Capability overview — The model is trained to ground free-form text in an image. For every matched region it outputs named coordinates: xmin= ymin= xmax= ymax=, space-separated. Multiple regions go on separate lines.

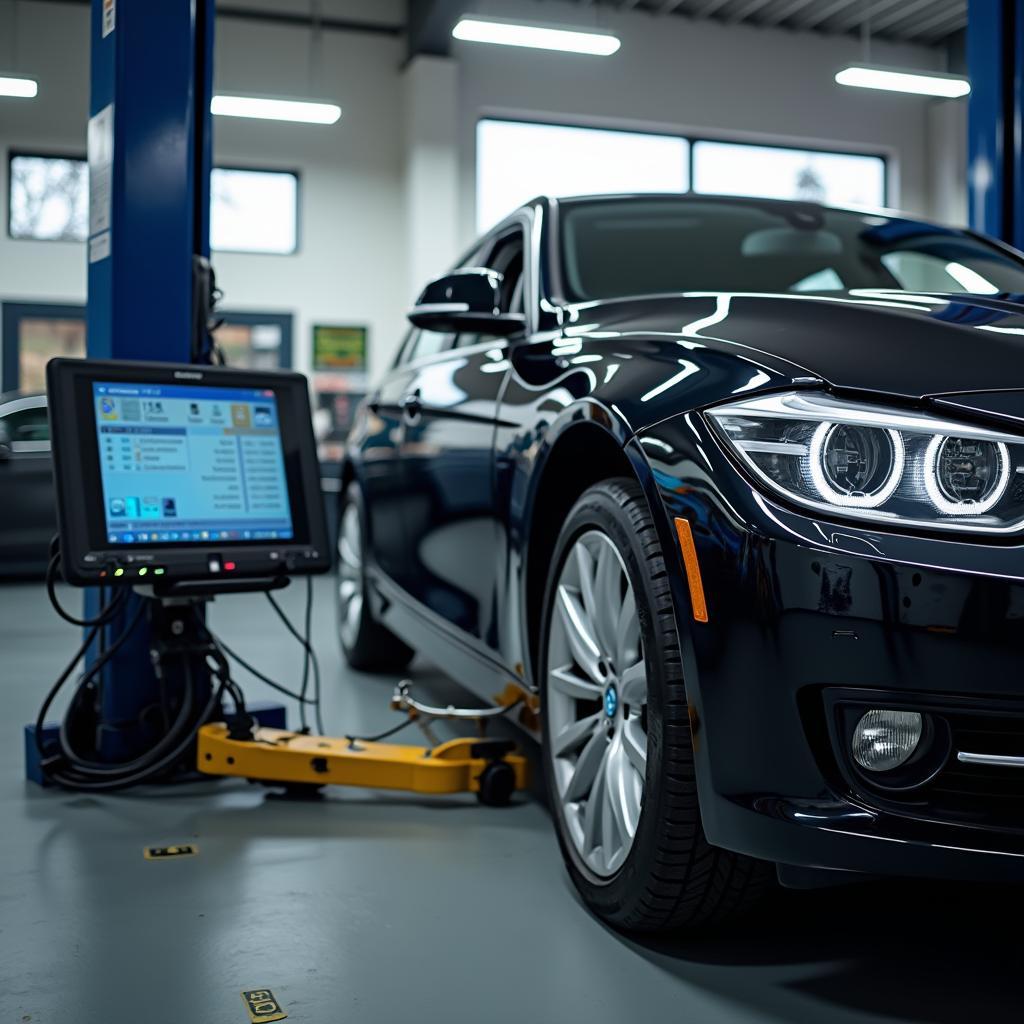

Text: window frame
xmin=1 ymin=301 xmax=85 ymax=392
xmin=5 ymin=151 xmax=303 ymax=255
xmin=689 ymin=136 xmax=889 ymax=208
xmin=210 ymin=164 xmax=302 ymax=256
xmin=214 ymin=310 xmax=295 ymax=368
xmin=7 ymin=149 xmax=91 ymax=243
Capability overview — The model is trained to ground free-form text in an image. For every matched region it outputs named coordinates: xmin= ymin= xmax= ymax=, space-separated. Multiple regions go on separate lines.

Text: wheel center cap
xmin=604 ymin=684 xmax=619 ymax=719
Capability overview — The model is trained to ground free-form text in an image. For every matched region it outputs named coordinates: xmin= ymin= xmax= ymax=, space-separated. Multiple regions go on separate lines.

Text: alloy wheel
xmin=546 ymin=529 xmax=648 ymax=877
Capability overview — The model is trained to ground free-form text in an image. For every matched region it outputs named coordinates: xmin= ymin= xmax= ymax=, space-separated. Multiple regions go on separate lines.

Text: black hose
xmin=46 ymin=660 xmax=229 ymax=792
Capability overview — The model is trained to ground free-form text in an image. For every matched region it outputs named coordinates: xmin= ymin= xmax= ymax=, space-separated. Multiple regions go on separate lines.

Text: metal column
xmin=85 ymin=0 xmax=214 ymax=760
xmin=968 ymin=0 xmax=1024 ymax=246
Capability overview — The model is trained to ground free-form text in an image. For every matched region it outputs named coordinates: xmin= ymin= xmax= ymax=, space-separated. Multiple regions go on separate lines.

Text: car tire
xmin=540 ymin=477 xmax=770 ymax=931
xmin=336 ymin=482 xmax=414 ymax=673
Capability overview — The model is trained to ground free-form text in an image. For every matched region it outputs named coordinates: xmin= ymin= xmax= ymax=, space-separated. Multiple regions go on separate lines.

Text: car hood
xmin=565 ymin=290 xmax=1024 ymax=404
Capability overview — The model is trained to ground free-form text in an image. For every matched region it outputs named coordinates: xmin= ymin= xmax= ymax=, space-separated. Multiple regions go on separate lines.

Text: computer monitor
xmin=47 ymin=358 xmax=330 ymax=586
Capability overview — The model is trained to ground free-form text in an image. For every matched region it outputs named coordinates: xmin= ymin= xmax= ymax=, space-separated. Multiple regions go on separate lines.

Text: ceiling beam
xmin=406 ymin=0 xmax=463 ymax=59
xmin=698 ymin=0 xmax=734 ymax=18
xmin=759 ymin=0 xmax=818 ymax=28
xmin=870 ymin=0 xmax=942 ymax=33
xmin=29 ymin=0 xmax=406 ymax=38
xmin=217 ymin=6 xmax=402 ymax=38
xmin=728 ymin=0 xmax=774 ymax=24
xmin=828 ymin=0 xmax=911 ymax=33
xmin=899 ymin=3 xmax=968 ymax=41
xmin=795 ymin=0 xmax=860 ymax=31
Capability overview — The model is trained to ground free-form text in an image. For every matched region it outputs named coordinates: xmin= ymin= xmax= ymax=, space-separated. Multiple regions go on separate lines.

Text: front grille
xmin=923 ymin=711 xmax=1024 ymax=830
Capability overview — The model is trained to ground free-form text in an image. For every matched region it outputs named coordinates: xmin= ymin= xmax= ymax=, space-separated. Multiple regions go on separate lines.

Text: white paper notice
xmin=88 ymin=104 xmax=114 ymax=259
xmin=89 ymin=231 xmax=111 ymax=264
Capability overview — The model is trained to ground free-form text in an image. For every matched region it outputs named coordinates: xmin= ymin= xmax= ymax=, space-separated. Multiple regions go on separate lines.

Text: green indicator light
xmin=138 ymin=567 xmax=148 ymax=576
xmin=154 ymin=567 xmax=165 ymax=576
xmin=113 ymin=567 xmax=125 ymax=577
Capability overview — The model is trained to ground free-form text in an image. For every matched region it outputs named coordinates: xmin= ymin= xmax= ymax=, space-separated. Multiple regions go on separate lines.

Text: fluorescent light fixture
xmin=836 ymin=65 xmax=970 ymax=99
xmin=0 ymin=75 xmax=38 ymax=99
xmin=452 ymin=18 xmax=620 ymax=56
xmin=211 ymin=94 xmax=341 ymax=125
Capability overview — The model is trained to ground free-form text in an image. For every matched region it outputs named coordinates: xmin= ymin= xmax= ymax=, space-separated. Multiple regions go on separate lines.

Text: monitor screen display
xmin=92 ymin=380 xmax=295 ymax=545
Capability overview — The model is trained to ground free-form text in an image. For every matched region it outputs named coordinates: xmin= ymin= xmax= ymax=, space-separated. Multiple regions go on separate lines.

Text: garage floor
xmin=1 ymin=577 xmax=1019 ymax=1023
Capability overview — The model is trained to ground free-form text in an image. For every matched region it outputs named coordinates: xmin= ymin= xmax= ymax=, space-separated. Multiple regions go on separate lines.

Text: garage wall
xmin=0 ymin=4 xmax=91 ymax=309
xmin=454 ymin=0 xmax=958 ymax=243
xmin=0 ymin=3 xmax=412 ymax=379
xmin=0 ymin=1 xmax=968 ymax=382
xmin=211 ymin=15 xmax=409 ymax=376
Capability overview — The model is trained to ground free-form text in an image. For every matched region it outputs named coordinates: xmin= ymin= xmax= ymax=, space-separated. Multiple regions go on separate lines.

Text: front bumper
xmin=635 ymin=413 xmax=1024 ymax=881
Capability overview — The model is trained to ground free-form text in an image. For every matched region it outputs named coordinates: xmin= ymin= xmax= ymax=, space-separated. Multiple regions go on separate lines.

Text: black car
xmin=0 ymin=392 xmax=55 ymax=574
xmin=338 ymin=193 xmax=1024 ymax=931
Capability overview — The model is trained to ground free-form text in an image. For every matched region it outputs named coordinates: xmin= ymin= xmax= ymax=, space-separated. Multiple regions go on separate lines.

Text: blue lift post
xmin=82 ymin=0 xmax=215 ymax=762
xmin=967 ymin=0 xmax=1024 ymax=246
xmin=25 ymin=0 xmax=282 ymax=782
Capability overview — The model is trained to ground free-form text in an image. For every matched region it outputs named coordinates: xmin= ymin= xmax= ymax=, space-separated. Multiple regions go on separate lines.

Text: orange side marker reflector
xmin=674 ymin=517 xmax=709 ymax=623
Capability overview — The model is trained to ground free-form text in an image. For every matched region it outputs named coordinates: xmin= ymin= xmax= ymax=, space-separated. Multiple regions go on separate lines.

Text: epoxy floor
xmin=1 ymin=577 xmax=1021 ymax=1023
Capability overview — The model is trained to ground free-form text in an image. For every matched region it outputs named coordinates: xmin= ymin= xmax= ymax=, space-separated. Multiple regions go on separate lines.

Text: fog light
xmin=851 ymin=709 xmax=923 ymax=772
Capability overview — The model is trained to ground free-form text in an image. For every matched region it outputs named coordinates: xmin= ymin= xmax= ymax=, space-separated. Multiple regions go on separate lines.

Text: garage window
xmin=692 ymin=140 xmax=886 ymax=209
xmin=8 ymin=154 xmax=299 ymax=254
xmin=8 ymin=154 xmax=88 ymax=241
xmin=211 ymin=167 xmax=299 ymax=254
xmin=476 ymin=121 xmax=889 ymax=233
xmin=476 ymin=119 xmax=690 ymax=233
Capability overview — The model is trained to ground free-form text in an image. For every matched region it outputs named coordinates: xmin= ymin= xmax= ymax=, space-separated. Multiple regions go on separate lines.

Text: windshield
xmin=559 ymin=198 xmax=1024 ymax=303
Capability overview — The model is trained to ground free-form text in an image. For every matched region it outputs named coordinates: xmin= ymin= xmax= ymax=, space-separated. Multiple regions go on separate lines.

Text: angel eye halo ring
xmin=924 ymin=435 xmax=1010 ymax=516
xmin=706 ymin=390 xmax=1024 ymax=534
xmin=808 ymin=422 xmax=905 ymax=509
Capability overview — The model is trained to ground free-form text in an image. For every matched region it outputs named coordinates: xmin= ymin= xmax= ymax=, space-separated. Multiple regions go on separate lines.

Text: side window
xmin=453 ymin=228 xmax=525 ymax=349
xmin=3 ymin=405 xmax=49 ymax=444
xmin=490 ymin=231 xmax=525 ymax=315
xmin=406 ymin=329 xmax=456 ymax=363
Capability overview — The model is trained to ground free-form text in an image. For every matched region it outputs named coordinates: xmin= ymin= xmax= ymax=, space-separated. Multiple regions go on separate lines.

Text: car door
xmin=398 ymin=226 xmax=527 ymax=650
xmin=357 ymin=330 xmax=449 ymax=583
xmin=0 ymin=396 xmax=57 ymax=571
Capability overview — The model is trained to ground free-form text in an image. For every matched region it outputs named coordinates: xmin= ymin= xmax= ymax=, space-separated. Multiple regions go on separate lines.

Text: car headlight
xmin=707 ymin=391 xmax=1023 ymax=534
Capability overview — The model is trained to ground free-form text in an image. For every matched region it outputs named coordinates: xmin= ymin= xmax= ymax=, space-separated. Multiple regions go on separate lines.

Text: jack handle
xmin=390 ymin=681 xmax=522 ymax=737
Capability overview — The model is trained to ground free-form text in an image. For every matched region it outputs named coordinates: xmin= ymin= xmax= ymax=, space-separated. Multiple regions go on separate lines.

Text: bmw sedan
xmin=337 ymin=193 xmax=1024 ymax=931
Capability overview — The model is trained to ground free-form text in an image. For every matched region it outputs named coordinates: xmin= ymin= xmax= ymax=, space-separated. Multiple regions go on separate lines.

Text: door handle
xmin=400 ymin=389 xmax=422 ymax=423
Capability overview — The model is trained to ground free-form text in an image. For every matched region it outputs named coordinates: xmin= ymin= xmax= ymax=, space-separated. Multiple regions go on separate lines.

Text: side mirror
xmin=407 ymin=268 xmax=526 ymax=336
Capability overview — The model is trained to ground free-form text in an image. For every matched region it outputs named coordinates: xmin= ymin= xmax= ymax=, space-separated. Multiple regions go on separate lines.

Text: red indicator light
xmin=224 ymin=561 xmax=236 ymax=571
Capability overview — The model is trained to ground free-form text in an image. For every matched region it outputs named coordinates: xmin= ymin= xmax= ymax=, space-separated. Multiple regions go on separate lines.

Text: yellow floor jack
xmin=196 ymin=681 xmax=532 ymax=806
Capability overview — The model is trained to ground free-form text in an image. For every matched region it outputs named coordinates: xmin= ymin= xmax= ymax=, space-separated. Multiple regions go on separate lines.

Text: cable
xmin=47 ymin=661 xmax=229 ymax=792
xmin=46 ymin=550 xmax=127 ymax=627
xmin=38 ymin=593 xmax=213 ymax=789
xmin=57 ymin=646 xmax=196 ymax=774
xmin=210 ymin=633 xmax=316 ymax=705
xmin=343 ymin=717 xmax=420 ymax=745
xmin=34 ymin=621 xmax=102 ymax=756
xmin=265 ymin=579 xmax=322 ymax=733
xmin=48 ymin=632 xmax=241 ymax=789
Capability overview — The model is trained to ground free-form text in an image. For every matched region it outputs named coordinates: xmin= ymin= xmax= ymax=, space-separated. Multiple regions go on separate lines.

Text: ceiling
xmin=25 ymin=0 xmax=969 ymax=48
xmin=575 ymin=0 xmax=967 ymax=46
